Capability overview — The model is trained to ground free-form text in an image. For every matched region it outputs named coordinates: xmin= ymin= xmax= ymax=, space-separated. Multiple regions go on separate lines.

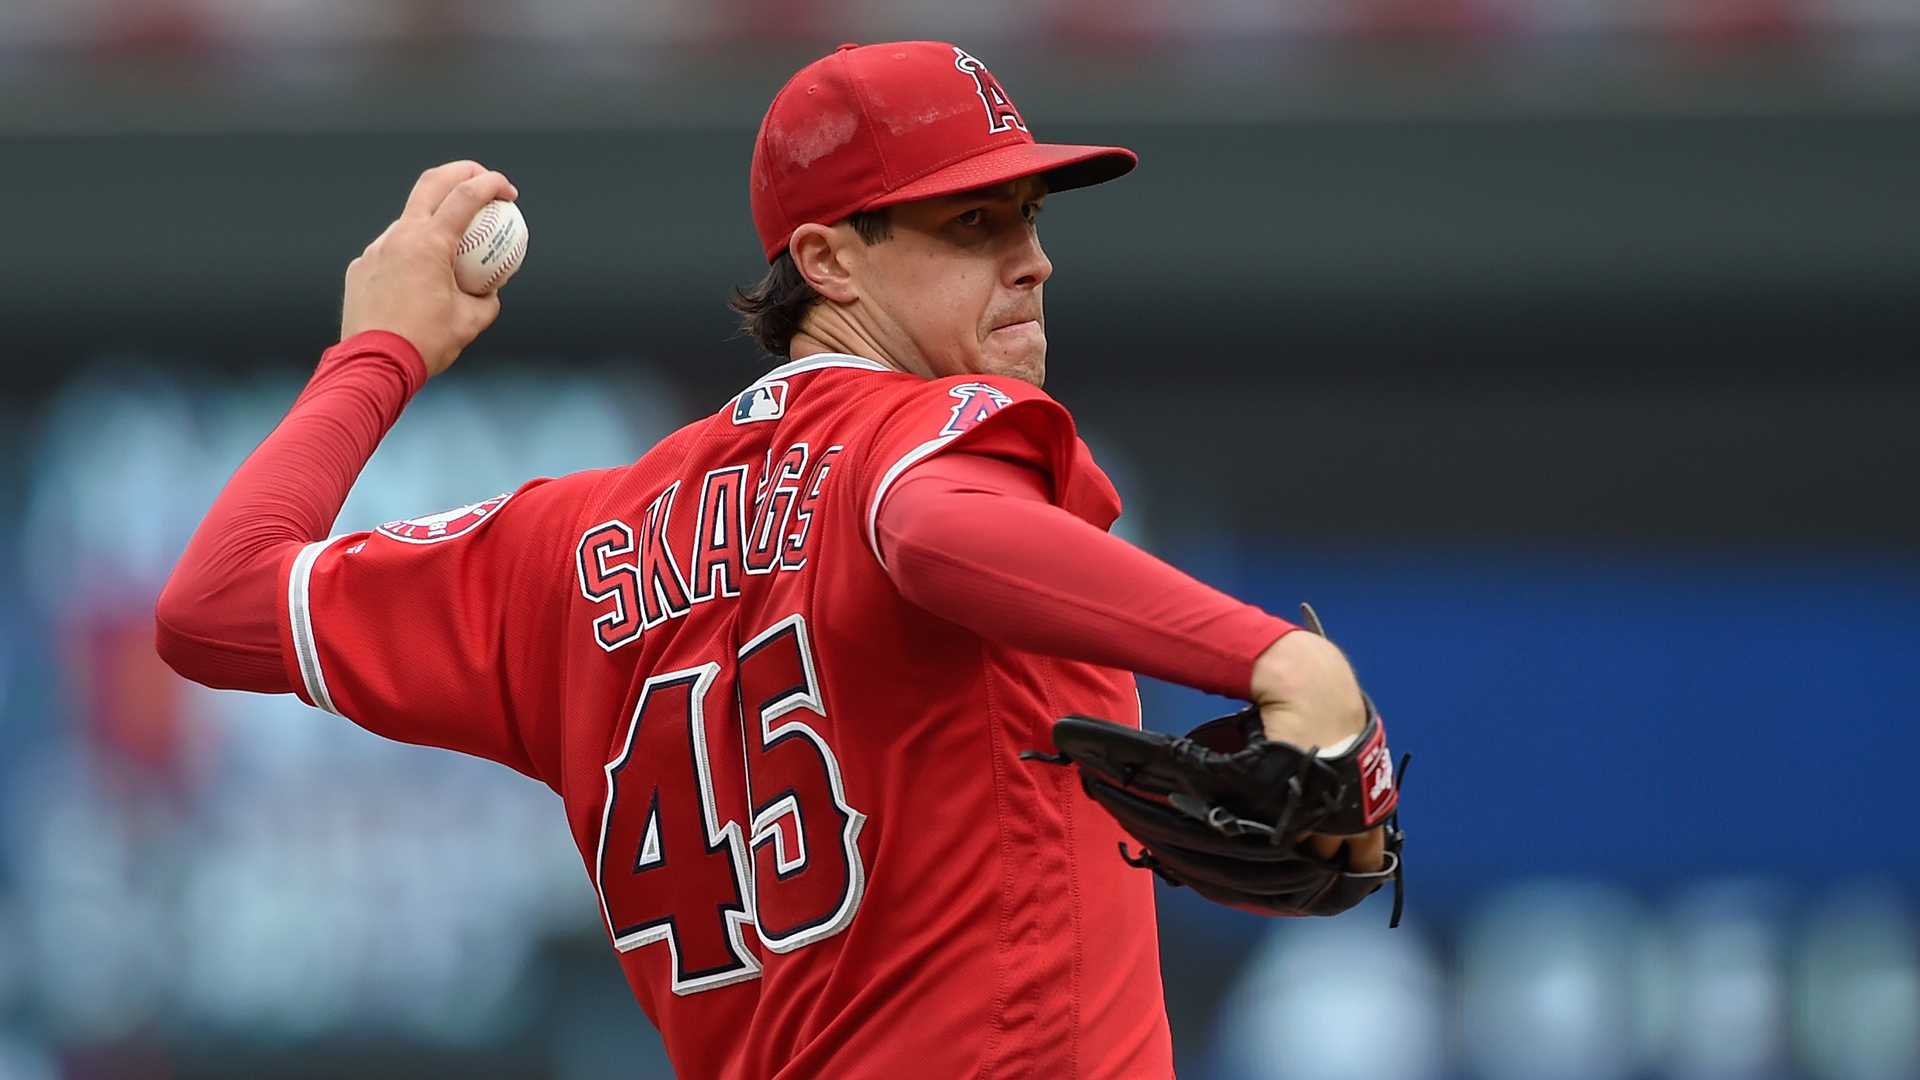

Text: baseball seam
xmin=480 ymin=229 xmax=528 ymax=292
xmin=457 ymin=203 xmax=500 ymax=258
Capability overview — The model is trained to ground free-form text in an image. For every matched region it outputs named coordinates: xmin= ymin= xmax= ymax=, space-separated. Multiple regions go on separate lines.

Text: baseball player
xmin=158 ymin=41 xmax=1390 ymax=1079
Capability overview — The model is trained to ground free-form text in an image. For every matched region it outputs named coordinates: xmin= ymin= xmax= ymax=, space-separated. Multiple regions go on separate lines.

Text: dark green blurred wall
xmin=4 ymin=92 xmax=1916 ymax=549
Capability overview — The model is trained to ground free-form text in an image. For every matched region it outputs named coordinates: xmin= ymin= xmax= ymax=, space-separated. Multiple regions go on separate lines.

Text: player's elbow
xmin=153 ymin=538 xmax=302 ymax=694
xmin=153 ymin=574 xmax=205 ymax=681
xmin=153 ymin=565 xmax=251 ymax=687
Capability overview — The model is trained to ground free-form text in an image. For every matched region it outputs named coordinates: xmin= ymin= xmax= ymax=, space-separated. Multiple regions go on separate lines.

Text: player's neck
xmin=789 ymin=319 xmax=925 ymax=380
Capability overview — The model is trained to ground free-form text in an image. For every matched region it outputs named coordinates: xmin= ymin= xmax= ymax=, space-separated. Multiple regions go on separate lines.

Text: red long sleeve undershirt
xmin=875 ymin=455 xmax=1292 ymax=697
xmin=156 ymin=331 xmax=428 ymax=692
xmin=156 ymin=334 xmax=1292 ymax=701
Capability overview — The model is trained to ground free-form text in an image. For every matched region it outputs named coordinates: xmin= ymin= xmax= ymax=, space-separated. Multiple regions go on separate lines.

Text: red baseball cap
xmin=750 ymin=41 xmax=1137 ymax=261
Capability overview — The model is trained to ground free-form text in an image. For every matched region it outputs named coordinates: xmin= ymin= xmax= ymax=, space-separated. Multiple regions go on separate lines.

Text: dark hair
xmin=730 ymin=209 xmax=892 ymax=358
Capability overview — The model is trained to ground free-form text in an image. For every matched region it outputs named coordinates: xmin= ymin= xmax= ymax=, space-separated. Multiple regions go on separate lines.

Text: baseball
xmin=454 ymin=199 xmax=528 ymax=296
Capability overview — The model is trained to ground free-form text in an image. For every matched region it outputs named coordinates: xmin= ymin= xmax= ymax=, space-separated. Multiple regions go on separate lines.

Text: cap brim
xmin=866 ymin=141 xmax=1137 ymax=209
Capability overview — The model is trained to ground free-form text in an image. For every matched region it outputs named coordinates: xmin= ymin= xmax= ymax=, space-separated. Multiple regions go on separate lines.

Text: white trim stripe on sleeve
xmin=288 ymin=538 xmax=345 ymax=717
xmin=866 ymin=434 xmax=959 ymax=570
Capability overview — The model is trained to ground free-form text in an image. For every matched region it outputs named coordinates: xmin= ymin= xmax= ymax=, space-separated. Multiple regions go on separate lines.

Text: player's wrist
xmin=326 ymin=330 xmax=431 ymax=389
xmin=1249 ymin=630 xmax=1366 ymax=751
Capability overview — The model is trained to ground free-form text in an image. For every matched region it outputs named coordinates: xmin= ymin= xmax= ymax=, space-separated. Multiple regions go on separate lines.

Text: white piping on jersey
xmin=866 ymin=434 xmax=959 ymax=571
xmin=736 ymin=353 xmax=891 ymax=401
xmin=288 ymin=538 xmax=345 ymax=717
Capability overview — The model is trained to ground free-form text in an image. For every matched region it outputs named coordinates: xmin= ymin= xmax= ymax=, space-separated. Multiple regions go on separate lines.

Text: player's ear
xmin=789 ymin=223 xmax=860 ymax=304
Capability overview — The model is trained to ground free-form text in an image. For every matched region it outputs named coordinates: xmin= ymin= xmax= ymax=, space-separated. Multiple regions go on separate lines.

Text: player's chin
xmin=981 ymin=321 xmax=1048 ymax=387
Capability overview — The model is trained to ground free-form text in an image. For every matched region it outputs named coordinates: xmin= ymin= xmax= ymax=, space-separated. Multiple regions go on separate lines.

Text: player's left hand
xmin=1039 ymin=698 xmax=1408 ymax=925
xmin=1028 ymin=602 xmax=1407 ymax=923
xmin=1304 ymin=826 xmax=1387 ymax=873
xmin=341 ymin=161 xmax=519 ymax=376
xmin=1249 ymin=608 xmax=1386 ymax=870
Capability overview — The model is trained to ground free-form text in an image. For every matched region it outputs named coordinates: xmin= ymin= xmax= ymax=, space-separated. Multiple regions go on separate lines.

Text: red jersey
xmin=276 ymin=353 xmax=1174 ymax=1080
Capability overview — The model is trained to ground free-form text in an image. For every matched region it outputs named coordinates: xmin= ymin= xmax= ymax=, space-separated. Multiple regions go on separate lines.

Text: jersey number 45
xmin=593 ymin=614 xmax=866 ymax=995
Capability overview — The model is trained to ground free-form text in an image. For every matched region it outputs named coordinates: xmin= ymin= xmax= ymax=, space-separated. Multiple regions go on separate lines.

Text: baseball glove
xmin=1025 ymin=605 xmax=1407 ymax=925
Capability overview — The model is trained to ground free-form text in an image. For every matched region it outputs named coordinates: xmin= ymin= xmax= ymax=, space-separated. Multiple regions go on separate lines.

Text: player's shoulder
xmin=912 ymin=371 xmax=1061 ymax=425
xmin=864 ymin=369 xmax=1071 ymax=456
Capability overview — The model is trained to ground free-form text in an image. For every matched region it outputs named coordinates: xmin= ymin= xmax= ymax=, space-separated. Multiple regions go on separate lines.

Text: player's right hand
xmin=341 ymin=161 xmax=519 ymax=377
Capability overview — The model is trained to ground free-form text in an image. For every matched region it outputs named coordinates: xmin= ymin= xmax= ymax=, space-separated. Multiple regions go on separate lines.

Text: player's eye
xmin=955 ymin=208 xmax=986 ymax=228
xmin=1022 ymin=202 xmax=1045 ymax=225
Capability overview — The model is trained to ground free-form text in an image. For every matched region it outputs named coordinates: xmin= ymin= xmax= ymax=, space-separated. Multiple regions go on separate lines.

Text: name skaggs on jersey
xmin=575 ymin=442 xmax=843 ymax=651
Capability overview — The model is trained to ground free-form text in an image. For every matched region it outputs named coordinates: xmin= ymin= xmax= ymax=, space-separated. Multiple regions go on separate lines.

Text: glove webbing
xmin=1125 ymin=750 xmax=1410 ymax=928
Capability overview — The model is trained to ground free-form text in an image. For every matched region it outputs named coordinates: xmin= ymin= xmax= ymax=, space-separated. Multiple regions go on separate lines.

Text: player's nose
xmin=1007 ymin=228 xmax=1052 ymax=290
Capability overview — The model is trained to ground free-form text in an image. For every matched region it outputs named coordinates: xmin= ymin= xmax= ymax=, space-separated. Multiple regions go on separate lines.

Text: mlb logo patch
xmin=734 ymin=381 xmax=788 ymax=424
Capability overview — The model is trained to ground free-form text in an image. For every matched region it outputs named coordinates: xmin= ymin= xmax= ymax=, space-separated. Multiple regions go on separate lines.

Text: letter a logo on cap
xmin=953 ymin=48 xmax=1027 ymax=135
xmin=748 ymin=41 xmax=1135 ymax=261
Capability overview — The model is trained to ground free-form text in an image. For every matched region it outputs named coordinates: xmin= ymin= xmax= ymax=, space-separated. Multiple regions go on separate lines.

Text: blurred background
xmin=1 ymin=1 xmax=1918 ymax=1078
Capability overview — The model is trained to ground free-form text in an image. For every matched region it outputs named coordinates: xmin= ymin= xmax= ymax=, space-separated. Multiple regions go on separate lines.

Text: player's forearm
xmin=155 ymin=331 xmax=427 ymax=692
xmin=877 ymin=455 xmax=1293 ymax=699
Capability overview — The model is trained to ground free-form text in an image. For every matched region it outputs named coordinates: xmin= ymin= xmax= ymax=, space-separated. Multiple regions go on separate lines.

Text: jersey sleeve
xmin=857 ymin=373 xmax=1120 ymax=567
xmin=277 ymin=469 xmax=607 ymax=785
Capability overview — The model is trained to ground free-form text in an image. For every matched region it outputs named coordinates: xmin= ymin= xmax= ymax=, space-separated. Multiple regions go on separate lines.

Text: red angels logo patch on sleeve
xmin=377 ymin=493 xmax=511 ymax=544
xmin=941 ymin=382 xmax=1013 ymax=436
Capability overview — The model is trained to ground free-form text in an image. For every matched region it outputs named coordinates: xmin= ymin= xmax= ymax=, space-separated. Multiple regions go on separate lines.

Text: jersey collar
xmin=749 ymin=352 xmax=892 ymax=388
